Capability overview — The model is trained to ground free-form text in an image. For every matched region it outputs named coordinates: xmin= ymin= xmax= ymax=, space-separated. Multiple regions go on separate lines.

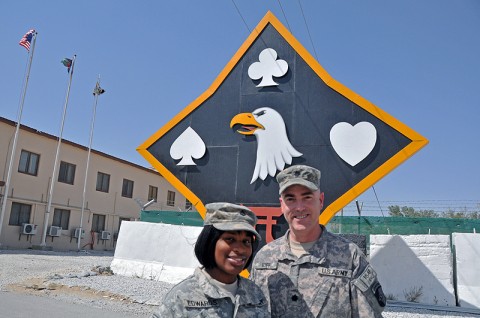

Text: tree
xmin=388 ymin=205 xmax=438 ymax=218
xmin=441 ymin=209 xmax=480 ymax=219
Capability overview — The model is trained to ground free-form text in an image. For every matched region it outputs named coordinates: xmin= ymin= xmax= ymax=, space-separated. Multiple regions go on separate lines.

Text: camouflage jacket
xmin=250 ymin=227 xmax=385 ymax=318
xmin=152 ymin=267 xmax=269 ymax=318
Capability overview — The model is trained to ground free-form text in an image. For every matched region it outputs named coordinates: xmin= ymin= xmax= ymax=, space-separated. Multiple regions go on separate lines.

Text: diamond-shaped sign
xmin=138 ymin=11 xmax=427 ymax=239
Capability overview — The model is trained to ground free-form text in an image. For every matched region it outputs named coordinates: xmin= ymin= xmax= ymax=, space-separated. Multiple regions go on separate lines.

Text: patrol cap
xmin=204 ymin=202 xmax=261 ymax=241
xmin=276 ymin=165 xmax=321 ymax=195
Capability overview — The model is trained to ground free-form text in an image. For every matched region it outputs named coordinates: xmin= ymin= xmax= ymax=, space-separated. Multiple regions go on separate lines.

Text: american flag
xmin=19 ymin=29 xmax=36 ymax=51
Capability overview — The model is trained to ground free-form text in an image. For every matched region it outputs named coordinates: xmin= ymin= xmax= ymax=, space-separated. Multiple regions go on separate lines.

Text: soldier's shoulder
xmin=324 ymin=231 xmax=366 ymax=260
xmin=163 ymin=274 xmax=198 ymax=298
xmin=255 ymin=237 xmax=285 ymax=257
xmin=239 ymin=275 xmax=262 ymax=289
xmin=327 ymin=231 xmax=361 ymax=248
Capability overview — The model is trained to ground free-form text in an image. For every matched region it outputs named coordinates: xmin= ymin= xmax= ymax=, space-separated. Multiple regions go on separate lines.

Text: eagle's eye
xmin=254 ymin=110 xmax=266 ymax=117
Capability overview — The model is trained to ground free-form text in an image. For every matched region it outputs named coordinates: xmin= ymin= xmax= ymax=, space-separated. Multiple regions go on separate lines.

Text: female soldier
xmin=152 ymin=202 xmax=269 ymax=317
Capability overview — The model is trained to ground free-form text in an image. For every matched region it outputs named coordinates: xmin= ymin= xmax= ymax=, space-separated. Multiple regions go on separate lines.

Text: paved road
xmin=0 ymin=291 xmax=143 ymax=318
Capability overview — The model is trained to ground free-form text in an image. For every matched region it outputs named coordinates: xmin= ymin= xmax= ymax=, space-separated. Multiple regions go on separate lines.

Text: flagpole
xmin=0 ymin=31 xmax=38 ymax=246
xmin=40 ymin=55 xmax=77 ymax=247
xmin=77 ymin=76 xmax=104 ymax=251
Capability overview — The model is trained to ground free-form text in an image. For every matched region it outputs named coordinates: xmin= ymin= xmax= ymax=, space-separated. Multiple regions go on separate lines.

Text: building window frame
xmin=91 ymin=213 xmax=106 ymax=232
xmin=96 ymin=172 xmax=110 ymax=193
xmin=148 ymin=185 xmax=158 ymax=202
xmin=122 ymin=179 xmax=134 ymax=198
xmin=58 ymin=161 xmax=76 ymax=184
xmin=52 ymin=208 xmax=70 ymax=230
xmin=167 ymin=190 xmax=175 ymax=207
xmin=18 ymin=150 xmax=40 ymax=176
xmin=8 ymin=202 xmax=32 ymax=226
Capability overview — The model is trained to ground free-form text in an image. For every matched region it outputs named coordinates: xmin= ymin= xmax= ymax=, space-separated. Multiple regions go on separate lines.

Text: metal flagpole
xmin=40 ymin=55 xmax=77 ymax=247
xmin=77 ymin=77 xmax=104 ymax=251
xmin=0 ymin=30 xmax=38 ymax=246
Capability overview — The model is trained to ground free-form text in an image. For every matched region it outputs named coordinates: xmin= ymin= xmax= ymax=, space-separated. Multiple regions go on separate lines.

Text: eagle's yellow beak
xmin=230 ymin=113 xmax=265 ymax=135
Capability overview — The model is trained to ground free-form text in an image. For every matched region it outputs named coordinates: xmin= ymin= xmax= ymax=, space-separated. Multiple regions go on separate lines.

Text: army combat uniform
xmin=152 ymin=267 xmax=269 ymax=318
xmin=251 ymin=226 xmax=386 ymax=318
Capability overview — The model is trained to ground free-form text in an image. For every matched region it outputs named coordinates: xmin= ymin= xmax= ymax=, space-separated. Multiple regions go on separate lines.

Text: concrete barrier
xmin=452 ymin=233 xmax=480 ymax=309
xmin=370 ymin=235 xmax=455 ymax=306
xmin=112 ymin=223 xmax=472 ymax=309
xmin=111 ymin=221 xmax=201 ymax=284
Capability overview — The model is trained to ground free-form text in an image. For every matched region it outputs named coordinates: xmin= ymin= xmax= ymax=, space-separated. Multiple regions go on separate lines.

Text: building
xmin=0 ymin=117 xmax=188 ymax=251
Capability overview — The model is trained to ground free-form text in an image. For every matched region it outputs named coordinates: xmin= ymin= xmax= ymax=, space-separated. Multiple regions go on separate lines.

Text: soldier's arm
xmin=351 ymin=252 xmax=386 ymax=317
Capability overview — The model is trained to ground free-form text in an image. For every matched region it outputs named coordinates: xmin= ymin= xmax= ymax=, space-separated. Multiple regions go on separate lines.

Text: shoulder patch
xmin=353 ymin=265 xmax=377 ymax=292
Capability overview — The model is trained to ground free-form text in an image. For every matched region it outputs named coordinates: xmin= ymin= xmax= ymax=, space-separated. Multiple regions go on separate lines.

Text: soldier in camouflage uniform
xmin=251 ymin=165 xmax=386 ymax=317
xmin=152 ymin=202 xmax=269 ymax=318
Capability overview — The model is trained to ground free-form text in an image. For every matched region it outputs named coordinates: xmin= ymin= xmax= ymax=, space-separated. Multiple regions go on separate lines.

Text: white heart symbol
xmin=330 ymin=122 xmax=377 ymax=166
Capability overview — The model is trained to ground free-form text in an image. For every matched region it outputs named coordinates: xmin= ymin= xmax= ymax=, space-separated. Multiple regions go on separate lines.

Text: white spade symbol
xmin=170 ymin=127 xmax=206 ymax=166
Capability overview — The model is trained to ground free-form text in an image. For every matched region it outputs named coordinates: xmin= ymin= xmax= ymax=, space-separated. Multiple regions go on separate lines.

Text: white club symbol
xmin=248 ymin=48 xmax=288 ymax=87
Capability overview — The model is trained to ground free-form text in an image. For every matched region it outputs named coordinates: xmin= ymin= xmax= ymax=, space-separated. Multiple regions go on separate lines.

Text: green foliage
xmin=388 ymin=205 xmax=480 ymax=219
xmin=403 ymin=286 xmax=423 ymax=303
xmin=388 ymin=205 xmax=438 ymax=218
xmin=441 ymin=209 xmax=480 ymax=219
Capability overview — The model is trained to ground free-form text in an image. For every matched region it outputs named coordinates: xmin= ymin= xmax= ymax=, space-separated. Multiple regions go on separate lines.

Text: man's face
xmin=280 ymin=184 xmax=324 ymax=241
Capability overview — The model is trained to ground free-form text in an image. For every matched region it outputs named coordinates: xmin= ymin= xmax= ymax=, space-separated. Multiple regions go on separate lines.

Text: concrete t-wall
xmin=452 ymin=233 xmax=480 ymax=309
xmin=370 ymin=235 xmax=455 ymax=306
xmin=111 ymin=221 xmax=202 ymax=284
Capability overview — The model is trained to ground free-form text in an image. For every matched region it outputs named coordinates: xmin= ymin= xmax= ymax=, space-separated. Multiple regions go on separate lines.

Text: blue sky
xmin=1 ymin=1 xmax=479 ymax=215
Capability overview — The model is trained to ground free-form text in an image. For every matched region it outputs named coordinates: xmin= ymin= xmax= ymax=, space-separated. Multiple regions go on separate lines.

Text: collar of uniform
xmin=196 ymin=267 xmax=227 ymax=299
xmin=283 ymin=225 xmax=328 ymax=264
xmin=195 ymin=267 xmax=265 ymax=306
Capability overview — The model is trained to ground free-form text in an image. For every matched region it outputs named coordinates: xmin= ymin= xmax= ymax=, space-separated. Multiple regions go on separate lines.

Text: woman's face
xmin=209 ymin=230 xmax=253 ymax=284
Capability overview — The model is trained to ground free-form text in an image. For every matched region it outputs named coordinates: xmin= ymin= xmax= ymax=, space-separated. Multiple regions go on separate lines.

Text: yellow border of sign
xmin=137 ymin=11 xmax=428 ymax=222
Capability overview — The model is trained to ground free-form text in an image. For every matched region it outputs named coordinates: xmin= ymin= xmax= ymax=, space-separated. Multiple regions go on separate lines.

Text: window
xmin=167 ymin=190 xmax=175 ymax=206
xmin=91 ymin=214 xmax=106 ymax=232
xmin=118 ymin=217 xmax=130 ymax=232
xmin=185 ymin=200 xmax=193 ymax=211
xmin=122 ymin=179 xmax=134 ymax=198
xmin=148 ymin=186 xmax=158 ymax=202
xmin=96 ymin=172 xmax=110 ymax=192
xmin=58 ymin=161 xmax=76 ymax=184
xmin=8 ymin=202 xmax=32 ymax=226
xmin=18 ymin=150 xmax=40 ymax=176
xmin=52 ymin=208 xmax=70 ymax=230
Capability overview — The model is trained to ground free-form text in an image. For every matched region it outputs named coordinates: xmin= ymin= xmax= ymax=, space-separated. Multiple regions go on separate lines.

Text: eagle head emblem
xmin=230 ymin=107 xmax=303 ymax=184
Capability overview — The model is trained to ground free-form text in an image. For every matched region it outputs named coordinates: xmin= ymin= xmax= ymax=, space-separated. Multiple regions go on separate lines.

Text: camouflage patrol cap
xmin=204 ymin=202 xmax=261 ymax=241
xmin=276 ymin=165 xmax=321 ymax=194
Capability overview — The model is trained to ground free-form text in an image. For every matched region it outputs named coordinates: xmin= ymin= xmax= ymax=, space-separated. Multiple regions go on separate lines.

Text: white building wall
xmin=0 ymin=117 xmax=189 ymax=251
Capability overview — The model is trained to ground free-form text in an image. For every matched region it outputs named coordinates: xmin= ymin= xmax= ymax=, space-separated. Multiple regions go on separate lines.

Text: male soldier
xmin=251 ymin=165 xmax=386 ymax=317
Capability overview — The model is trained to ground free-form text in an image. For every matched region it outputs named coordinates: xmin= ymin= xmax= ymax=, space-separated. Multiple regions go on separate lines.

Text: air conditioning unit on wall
xmin=74 ymin=228 xmax=85 ymax=238
xmin=22 ymin=223 xmax=37 ymax=235
xmin=101 ymin=231 xmax=111 ymax=240
xmin=48 ymin=226 xmax=62 ymax=237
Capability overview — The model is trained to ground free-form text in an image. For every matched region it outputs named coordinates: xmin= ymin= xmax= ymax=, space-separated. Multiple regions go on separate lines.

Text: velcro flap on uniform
xmin=317 ymin=266 xmax=352 ymax=278
xmin=353 ymin=265 xmax=377 ymax=292
xmin=254 ymin=261 xmax=278 ymax=270
xmin=184 ymin=299 xmax=220 ymax=308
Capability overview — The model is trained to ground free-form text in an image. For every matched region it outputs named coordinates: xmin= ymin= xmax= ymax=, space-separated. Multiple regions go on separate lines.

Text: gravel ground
xmin=1 ymin=248 xmax=479 ymax=318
